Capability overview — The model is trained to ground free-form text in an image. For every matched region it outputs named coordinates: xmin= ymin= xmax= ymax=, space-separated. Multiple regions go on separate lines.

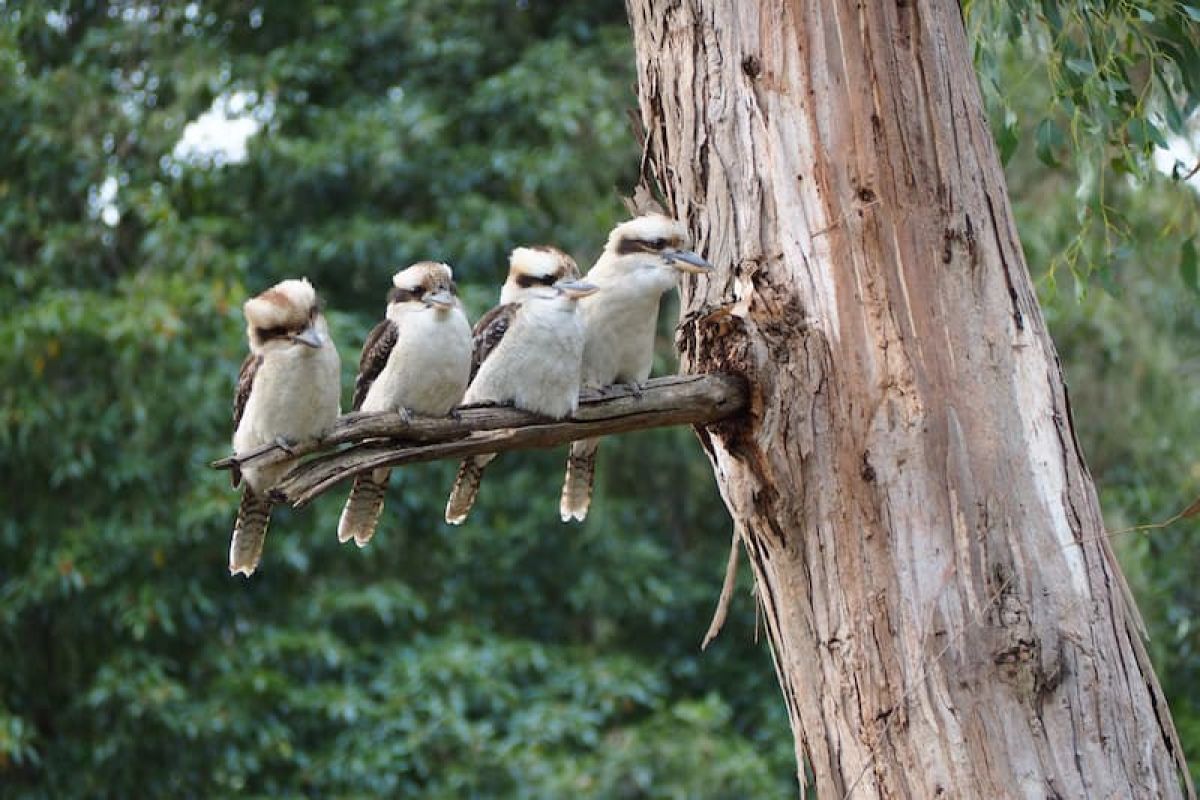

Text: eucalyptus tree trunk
xmin=625 ymin=1 xmax=1192 ymax=796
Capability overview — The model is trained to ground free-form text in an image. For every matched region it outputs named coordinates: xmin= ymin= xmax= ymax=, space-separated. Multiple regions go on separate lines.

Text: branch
xmin=212 ymin=373 xmax=748 ymax=508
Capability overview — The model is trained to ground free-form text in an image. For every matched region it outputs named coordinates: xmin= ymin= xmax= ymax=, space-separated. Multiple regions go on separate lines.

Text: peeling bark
xmin=625 ymin=0 xmax=1192 ymax=796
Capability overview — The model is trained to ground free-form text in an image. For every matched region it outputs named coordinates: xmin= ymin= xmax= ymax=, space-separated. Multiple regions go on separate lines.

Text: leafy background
xmin=1 ymin=1 xmax=1198 ymax=796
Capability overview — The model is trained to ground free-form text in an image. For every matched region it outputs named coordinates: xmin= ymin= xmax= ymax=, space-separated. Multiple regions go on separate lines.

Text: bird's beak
xmin=291 ymin=324 xmax=325 ymax=349
xmin=424 ymin=289 xmax=456 ymax=310
xmin=663 ymin=249 xmax=714 ymax=274
xmin=555 ymin=279 xmax=599 ymax=299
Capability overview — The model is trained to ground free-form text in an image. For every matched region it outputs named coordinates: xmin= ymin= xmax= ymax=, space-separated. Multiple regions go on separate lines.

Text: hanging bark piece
xmin=700 ymin=527 xmax=743 ymax=650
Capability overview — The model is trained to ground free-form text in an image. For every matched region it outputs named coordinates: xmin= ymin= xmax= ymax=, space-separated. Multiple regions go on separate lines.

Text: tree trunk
xmin=625 ymin=1 xmax=1192 ymax=796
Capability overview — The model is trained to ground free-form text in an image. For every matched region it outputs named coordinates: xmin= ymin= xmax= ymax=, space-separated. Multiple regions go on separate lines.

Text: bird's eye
xmin=652 ymin=238 xmax=667 ymax=250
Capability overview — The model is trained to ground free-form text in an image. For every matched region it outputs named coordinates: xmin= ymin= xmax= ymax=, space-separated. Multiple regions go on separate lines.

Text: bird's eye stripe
xmin=616 ymin=236 xmax=676 ymax=255
xmin=255 ymin=325 xmax=289 ymax=340
xmin=516 ymin=273 xmax=560 ymax=288
xmin=615 ymin=237 xmax=639 ymax=255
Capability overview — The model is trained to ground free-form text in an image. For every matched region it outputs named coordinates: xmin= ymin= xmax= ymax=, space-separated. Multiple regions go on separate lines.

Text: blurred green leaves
xmin=967 ymin=1 xmax=1200 ymax=292
xmin=1181 ymin=238 xmax=1199 ymax=291
xmin=0 ymin=1 xmax=789 ymax=797
xmin=3 ymin=0 xmax=1199 ymax=796
xmin=1035 ymin=117 xmax=1066 ymax=166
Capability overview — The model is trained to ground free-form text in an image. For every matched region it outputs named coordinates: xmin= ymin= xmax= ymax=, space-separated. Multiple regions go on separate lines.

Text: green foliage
xmin=0 ymin=1 xmax=790 ymax=796
xmin=967 ymin=1 xmax=1200 ymax=291
xmin=4 ymin=0 xmax=1199 ymax=795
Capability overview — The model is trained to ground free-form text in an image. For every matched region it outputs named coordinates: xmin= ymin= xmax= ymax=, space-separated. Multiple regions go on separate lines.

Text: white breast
xmin=234 ymin=340 xmax=341 ymax=492
xmin=463 ymin=300 xmax=585 ymax=419
xmin=579 ymin=288 xmax=663 ymax=388
xmin=361 ymin=307 xmax=471 ymax=416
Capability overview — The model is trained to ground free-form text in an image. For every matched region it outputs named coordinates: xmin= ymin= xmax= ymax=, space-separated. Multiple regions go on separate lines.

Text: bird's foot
xmin=396 ymin=407 xmax=414 ymax=425
xmin=273 ymin=436 xmax=296 ymax=455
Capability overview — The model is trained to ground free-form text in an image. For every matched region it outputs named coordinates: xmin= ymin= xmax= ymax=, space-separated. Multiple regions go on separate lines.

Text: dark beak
xmin=291 ymin=325 xmax=325 ymax=348
xmin=555 ymin=279 xmax=599 ymax=299
xmin=663 ymin=249 xmax=714 ymax=273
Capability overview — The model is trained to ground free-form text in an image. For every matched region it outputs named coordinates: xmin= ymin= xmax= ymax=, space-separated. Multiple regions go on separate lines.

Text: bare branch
xmin=211 ymin=373 xmax=748 ymax=508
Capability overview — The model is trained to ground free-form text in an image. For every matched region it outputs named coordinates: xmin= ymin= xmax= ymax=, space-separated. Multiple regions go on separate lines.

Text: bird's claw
xmin=273 ymin=436 xmax=296 ymax=455
xmin=396 ymin=407 xmax=414 ymax=425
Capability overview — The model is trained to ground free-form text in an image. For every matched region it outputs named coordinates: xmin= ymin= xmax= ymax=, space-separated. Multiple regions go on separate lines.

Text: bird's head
xmin=244 ymin=277 xmax=328 ymax=352
xmin=387 ymin=261 xmax=461 ymax=318
xmin=500 ymin=246 xmax=581 ymax=305
xmin=591 ymin=215 xmax=714 ymax=291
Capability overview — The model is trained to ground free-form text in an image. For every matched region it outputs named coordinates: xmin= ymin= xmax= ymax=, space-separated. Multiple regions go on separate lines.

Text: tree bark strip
xmin=625 ymin=0 xmax=1191 ymax=796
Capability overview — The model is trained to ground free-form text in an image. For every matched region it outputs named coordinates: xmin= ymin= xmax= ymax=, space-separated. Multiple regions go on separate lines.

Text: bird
xmin=560 ymin=215 xmax=713 ymax=522
xmin=444 ymin=246 xmax=594 ymax=524
xmin=337 ymin=262 xmax=472 ymax=547
xmin=230 ymin=277 xmax=341 ymax=577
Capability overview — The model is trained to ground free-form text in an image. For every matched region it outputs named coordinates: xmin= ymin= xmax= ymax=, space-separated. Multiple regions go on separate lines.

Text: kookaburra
xmin=337 ymin=262 xmax=472 ymax=547
xmin=444 ymin=247 xmax=593 ymax=524
xmin=560 ymin=215 xmax=713 ymax=522
xmin=230 ymin=278 xmax=341 ymax=577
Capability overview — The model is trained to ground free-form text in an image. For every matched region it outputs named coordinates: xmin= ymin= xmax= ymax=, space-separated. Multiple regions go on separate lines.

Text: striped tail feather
xmin=338 ymin=468 xmax=391 ymax=548
xmin=230 ymin=488 xmax=274 ymax=577
xmin=445 ymin=454 xmax=496 ymax=524
xmin=560 ymin=438 xmax=598 ymax=523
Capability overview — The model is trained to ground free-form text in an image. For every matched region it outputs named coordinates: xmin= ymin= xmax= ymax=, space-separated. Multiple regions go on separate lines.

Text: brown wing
xmin=470 ymin=303 xmax=519 ymax=380
xmin=231 ymin=353 xmax=262 ymax=489
xmin=352 ymin=318 xmax=399 ymax=411
xmin=233 ymin=353 xmax=262 ymax=430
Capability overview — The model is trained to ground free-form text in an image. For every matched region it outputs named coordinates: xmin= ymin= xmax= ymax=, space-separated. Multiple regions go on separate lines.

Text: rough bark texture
xmin=625 ymin=1 xmax=1192 ymax=796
